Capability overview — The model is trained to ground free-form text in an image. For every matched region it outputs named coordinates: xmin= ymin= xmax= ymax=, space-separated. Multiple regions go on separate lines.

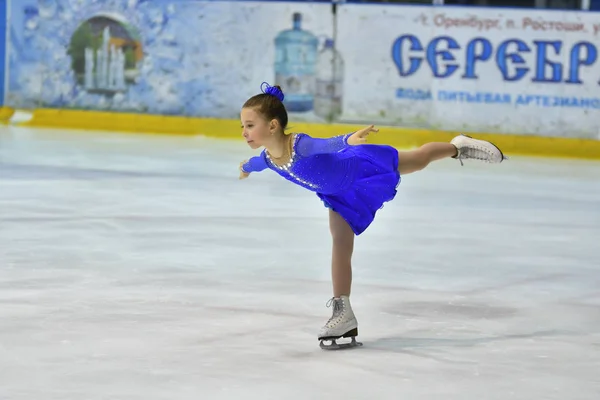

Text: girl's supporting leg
xmin=397 ymin=142 xmax=457 ymax=175
xmin=319 ymin=209 xmax=360 ymax=345
xmin=329 ymin=209 xmax=354 ymax=297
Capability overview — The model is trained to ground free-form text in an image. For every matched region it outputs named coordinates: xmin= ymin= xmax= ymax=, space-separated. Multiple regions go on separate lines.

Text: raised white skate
xmin=450 ymin=134 xmax=507 ymax=166
xmin=318 ymin=296 xmax=362 ymax=350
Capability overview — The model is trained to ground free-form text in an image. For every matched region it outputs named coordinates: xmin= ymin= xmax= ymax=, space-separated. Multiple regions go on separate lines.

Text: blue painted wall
xmin=0 ymin=0 xmax=6 ymax=106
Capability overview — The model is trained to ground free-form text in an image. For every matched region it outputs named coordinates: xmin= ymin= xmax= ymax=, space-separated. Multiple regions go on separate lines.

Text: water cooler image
xmin=314 ymin=38 xmax=344 ymax=122
xmin=274 ymin=12 xmax=318 ymax=112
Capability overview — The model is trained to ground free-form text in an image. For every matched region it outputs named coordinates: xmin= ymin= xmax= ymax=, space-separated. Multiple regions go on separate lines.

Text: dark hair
xmin=242 ymin=82 xmax=288 ymax=131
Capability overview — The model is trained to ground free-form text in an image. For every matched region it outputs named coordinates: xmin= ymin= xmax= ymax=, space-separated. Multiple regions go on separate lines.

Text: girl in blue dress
xmin=239 ymin=82 xmax=506 ymax=349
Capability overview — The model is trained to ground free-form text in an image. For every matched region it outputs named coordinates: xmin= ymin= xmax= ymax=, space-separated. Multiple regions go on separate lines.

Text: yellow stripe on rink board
xmin=19 ymin=108 xmax=600 ymax=160
xmin=0 ymin=107 xmax=15 ymax=123
xmin=21 ymin=108 xmax=222 ymax=135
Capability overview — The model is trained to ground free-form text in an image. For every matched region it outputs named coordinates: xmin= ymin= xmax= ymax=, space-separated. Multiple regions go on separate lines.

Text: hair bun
xmin=260 ymin=82 xmax=285 ymax=102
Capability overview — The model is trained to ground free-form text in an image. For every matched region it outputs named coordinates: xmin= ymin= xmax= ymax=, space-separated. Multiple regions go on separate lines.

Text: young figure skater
xmin=239 ymin=82 xmax=506 ymax=349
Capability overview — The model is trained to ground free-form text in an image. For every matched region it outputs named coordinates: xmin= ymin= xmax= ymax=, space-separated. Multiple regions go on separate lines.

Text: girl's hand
xmin=239 ymin=160 xmax=250 ymax=179
xmin=347 ymin=125 xmax=379 ymax=145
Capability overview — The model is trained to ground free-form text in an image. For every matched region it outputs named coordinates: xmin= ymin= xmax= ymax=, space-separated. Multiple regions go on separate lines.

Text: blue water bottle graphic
xmin=314 ymin=38 xmax=344 ymax=122
xmin=274 ymin=12 xmax=318 ymax=112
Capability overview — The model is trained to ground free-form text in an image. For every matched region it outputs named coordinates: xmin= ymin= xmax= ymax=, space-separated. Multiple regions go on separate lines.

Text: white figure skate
xmin=450 ymin=134 xmax=508 ymax=166
xmin=318 ymin=296 xmax=362 ymax=350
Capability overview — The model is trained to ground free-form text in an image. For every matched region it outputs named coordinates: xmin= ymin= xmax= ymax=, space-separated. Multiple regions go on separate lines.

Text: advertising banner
xmin=338 ymin=5 xmax=600 ymax=138
xmin=4 ymin=1 xmax=600 ymax=138
xmin=5 ymin=0 xmax=333 ymax=118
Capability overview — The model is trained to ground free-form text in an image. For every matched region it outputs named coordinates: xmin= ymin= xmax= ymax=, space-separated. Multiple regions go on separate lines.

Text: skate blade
xmin=319 ymin=336 xmax=363 ymax=350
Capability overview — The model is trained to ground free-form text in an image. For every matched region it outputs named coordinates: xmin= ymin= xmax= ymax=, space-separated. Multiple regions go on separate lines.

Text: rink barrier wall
xmin=19 ymin=108 xmax=600 ymax=160
xmin=5 ymin=2 xmax=600 ymax=142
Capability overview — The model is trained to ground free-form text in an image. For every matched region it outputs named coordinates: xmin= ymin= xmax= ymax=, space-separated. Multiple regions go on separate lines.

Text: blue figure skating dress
xmin=242 ymin=133 xmax=401 ymax=235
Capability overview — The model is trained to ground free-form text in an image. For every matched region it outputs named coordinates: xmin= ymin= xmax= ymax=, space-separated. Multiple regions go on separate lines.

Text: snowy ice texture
xmin=6 ymin=0 xmax=334 ymax=118
xmin=1 ymin=126 xmax=600 ymax=399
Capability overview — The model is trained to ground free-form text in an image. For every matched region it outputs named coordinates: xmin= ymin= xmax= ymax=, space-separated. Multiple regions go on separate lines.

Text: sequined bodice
xmin=242 ymin=132 xmax=355 ymax=194
xmin=264 ymin=134 xmax=318 ymax=190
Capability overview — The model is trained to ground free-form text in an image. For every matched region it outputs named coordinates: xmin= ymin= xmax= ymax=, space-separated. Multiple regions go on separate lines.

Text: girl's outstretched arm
xmin=239 ymin=153 xmax=268 ymax=179
xmin=295 ymin=126 xmax=379 ymax=157
xmin=295 ymin=133 xmax=353 ymax=157
xmin=346 ymin=125 xmax=379 ymax=145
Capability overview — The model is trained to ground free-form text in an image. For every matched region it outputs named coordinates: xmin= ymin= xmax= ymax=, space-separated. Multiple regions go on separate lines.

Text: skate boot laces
xmin=457 ymin=145 xmax=492 ymax=166
xmin=324 ymin=297 xmax=344 ymax=328
xmin=453 ymin=134 xmax=506 ymax=166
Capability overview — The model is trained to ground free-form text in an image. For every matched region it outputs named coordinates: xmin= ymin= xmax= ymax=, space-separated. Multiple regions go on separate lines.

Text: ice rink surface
xmin=1 ymin=126 xmax=599 ymax=400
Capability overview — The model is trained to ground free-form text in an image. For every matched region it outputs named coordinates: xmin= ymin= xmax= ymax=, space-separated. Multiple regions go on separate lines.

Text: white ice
xmin=1 ymin=126 xmax=599 ymax=400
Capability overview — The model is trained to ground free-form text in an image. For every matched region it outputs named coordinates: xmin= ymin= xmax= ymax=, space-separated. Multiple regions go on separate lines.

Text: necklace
xmin=266 ymin=134 xmax=294 ymax=167
xmin=264 ymin=134 xmax=315 ymax=189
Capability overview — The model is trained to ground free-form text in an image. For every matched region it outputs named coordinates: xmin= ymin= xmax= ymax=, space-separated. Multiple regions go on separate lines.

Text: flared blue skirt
xmin=317 ymin=144 xmax=401 ymax=235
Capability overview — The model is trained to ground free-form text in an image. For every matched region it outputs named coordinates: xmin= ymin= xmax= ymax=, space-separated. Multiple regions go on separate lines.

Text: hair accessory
xmin=260 ymin=82 xmax=285 ymax=102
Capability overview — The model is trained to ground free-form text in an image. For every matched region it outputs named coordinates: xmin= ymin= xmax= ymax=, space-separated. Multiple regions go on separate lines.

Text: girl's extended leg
xmin=398 ymin=135 xmax=507 ymax=175
xmin=397 ymin=142 xmax=457 ymax=175
xmin=329 ymin=209 xmax=354 ymax=297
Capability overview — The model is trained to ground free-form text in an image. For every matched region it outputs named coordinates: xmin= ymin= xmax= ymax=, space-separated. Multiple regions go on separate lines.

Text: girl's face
xmin=240 ymin=107 xmax=277 ymax=149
